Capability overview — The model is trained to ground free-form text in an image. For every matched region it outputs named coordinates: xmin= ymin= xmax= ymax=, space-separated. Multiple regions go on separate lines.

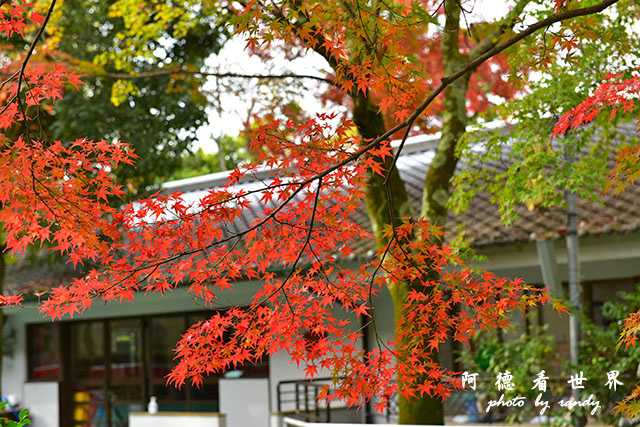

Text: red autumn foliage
xmin=553 ymin=70 xmax=640 ymax=196
xmin=0 ymin=0 xmax=562 ymax=409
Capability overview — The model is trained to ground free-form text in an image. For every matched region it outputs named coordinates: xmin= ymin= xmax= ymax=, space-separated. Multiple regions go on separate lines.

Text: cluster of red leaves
xmin=0 ymin=1 xmax=137 ymax=303
xmin=163 ymin=211 xmax=550 ymax=408
xmin=0 ymin=1 xmax=43 ymax=38
xmin=553 ymin=71 xmax=639 ymax=138
xmin=0 ymin=137 xmax=133 ymax=262
xmin=26 ymin=110 xmax=550 ymax=406
xmin=233 ymin=0 xmax=515 ymax=135
xmin=386 ymin=220 xmax=551 ymax=403
xmin=0 ymin=0 xmax=552 ymax=409
xmin=552 ymin=72 xmax=640 ymax=194
xmin=0 ymin=63 xmax=82 ymax=128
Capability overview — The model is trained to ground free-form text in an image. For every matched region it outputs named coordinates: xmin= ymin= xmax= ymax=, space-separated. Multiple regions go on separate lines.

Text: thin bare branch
xmin=467 ymin=0 xmax=531 ymax=61
xmin=92 ymin=68 xmax=335 ymax=86
xmin=385 ymin=0 xmax=621 ymax=165
xmin=14 ymin=0 xmax=58 ymax=136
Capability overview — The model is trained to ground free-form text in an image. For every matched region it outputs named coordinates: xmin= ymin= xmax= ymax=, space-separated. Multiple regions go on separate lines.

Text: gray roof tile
xmin=7 ymin=123 xmax=640 ymax=293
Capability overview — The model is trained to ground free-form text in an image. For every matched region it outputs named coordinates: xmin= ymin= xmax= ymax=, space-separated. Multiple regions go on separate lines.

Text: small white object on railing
xmin=147 ymin=396 xmax=158 ymax=414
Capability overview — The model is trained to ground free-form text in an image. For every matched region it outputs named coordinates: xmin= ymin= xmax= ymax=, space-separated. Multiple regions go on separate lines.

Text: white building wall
xmin=23 ymin=382 xmax=59 ymax=427
xmin=2 ymin=312 xmax=28 ymax=418
xmin=220 ymin=378 xmax=269 ymax=427
xmin=130 ymin=412 xmax=226 ymax=427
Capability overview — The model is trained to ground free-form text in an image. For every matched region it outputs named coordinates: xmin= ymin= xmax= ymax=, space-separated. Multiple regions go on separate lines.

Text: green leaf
xmin=18 ymin=408 xmax=29 ymax=420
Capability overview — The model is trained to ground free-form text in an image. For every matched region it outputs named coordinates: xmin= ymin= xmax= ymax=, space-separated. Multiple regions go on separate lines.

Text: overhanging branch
xmin=380 ymin=0 xmax=620 ymax=190
xmin=126 ymin=0 xmax=622 ymax=277
xmin=385 ymin=0 xmax=621 ymax=162
xmin=93 ymin=68 xmax=335 ymax=86
xmin=467 ymin=0 xmax=532 ymax=62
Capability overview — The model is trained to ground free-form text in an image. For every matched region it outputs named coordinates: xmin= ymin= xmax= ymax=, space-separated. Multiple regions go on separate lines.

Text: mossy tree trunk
xmin=331 ymin=0 xmax=530 ymax=420
xmin=353 ymin=91 xmax=445 ymax=424
xmin=352 ymin=1 xmax=470 ymax=423
xmin=421 ymin=0 xmax=469 ymax=225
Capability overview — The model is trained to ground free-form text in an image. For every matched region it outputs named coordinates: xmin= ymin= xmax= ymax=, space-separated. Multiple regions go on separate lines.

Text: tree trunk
xmin=353 ymin=2 xmax=470 ymax=423
xmin=422 ymin=0 xmax=469 ymax=225
xmin=353 ymin=92 xmax=445 ymax=424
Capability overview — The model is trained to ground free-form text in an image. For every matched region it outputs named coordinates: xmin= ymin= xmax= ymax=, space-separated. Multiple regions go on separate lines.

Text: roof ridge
xmin=162 ymin=120 xmax=509 ymax=193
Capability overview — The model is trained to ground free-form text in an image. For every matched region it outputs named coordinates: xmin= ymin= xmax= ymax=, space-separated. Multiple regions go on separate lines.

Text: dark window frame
xmin=27 ymin=310 xmax=269 ymax=427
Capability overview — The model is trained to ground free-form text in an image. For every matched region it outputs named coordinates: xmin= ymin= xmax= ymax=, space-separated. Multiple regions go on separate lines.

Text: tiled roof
xmin=446 ymin=122 xmax=640 ymax=247
xmin=6 ymin=122 xmax=639 ymax=292
xmin=4 ymin=259 xmax=85 ymax=295
xmin=164 ymin=121 xmax=640 ymax=254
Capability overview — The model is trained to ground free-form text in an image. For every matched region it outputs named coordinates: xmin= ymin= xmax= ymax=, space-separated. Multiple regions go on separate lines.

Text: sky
xmin=193 ymin=37 xmax=331 ymax=152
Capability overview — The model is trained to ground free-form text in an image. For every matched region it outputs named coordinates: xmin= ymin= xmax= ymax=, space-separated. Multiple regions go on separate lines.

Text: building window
xmin=72 ymin=321 xmax=105 ymax=382
xmin=27 ymin=323 xmax=61 ymax=381
xmin=27 ymin=311 xmax=269 ymax=426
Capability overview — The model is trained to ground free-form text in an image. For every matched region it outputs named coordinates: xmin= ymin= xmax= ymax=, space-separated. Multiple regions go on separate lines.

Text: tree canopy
xmin=0 ymin=0 xmax=639 ymax=423
xmin=2 ymin=0 xmax=231 ymax=198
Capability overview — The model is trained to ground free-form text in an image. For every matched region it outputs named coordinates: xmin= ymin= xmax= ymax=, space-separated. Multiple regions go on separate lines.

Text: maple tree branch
xmin=251 ymin=0 xmax=342 ymax=71
xmin=368 ymin=0 xmax=620 ymax=323
xmin=14 ymin=0 xmax=58 ymax=133
xmin=354 ymin=0 xmax=376 ymax=53
xmin=0 ymin=94 xmax=18 ymax=118
xmin=0 ymin=71 xmax=19 ymax=97
xmin=134 ymin=180 xmax=299 ymax=227
xmin=240 ymin=177 xmax=324 ymax=333
xmin=339 ymin=0 xmax=359 ymax=24
xmin=462 ymin=0 xmax=620 ymax=71
xmin=380 ymin=170 xmax=480 ymax=306
xmin=119 ymin=0 xmax=620 ymax=275
xmin=125 ymin=177 xmax=318 ymax=276
xmin=467 ymin=0 xmax=531 ymax=62
xmin=111 ymin=177 xmax=328 ymax=316
xmin=84 ymin=0 xmax=622 ymax=296
xmin=307 ymin=245 xmax=341 ymax=292
xmin=89 ymin=68 xmax=335 ymax=86
xmin=275 ymin=177 xmax=323 ymax=308
xmin=365 ymin=230 xmax=398 ymax=353
xmin=377 ymin=0 xmax=621 ymax=172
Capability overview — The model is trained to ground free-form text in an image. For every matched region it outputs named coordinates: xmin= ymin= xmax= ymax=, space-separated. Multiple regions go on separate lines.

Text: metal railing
xmin=276 ymin=378 xmax=337 ymax=422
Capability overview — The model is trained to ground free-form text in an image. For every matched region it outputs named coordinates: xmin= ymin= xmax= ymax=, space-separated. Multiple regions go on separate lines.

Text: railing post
xmin=304 ymin=384 xmax=309 ymax=421
xmin=314 ymin=386 xmax=319 ymax=421
xmin=277 ymin=382 xmax=282 ymax=413
xmin=326 ymin=394 xmax=330 ymax=422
